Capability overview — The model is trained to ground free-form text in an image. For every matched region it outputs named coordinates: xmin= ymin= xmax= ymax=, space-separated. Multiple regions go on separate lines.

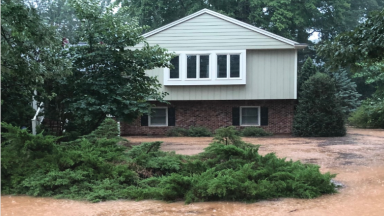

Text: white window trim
xmin=164 ymin=50 xmax=246 ymax=86
xmin=148 ymin=107 xmax=168 ymax=127
xmin=185 ymin=54 xmax=212 ymax=80
xmin=215 ymin=53 xmax=242 ymax=80
xmin=240 ymin=106 xmax=260 ymax=126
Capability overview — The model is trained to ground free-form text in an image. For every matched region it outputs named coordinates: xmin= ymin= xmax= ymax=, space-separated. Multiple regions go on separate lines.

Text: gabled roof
xmin=143 ymin=9 xmax=307 ymax=49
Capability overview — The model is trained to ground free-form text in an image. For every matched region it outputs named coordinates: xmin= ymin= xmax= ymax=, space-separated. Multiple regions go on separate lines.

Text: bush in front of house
xmin=348 ymin=98 xmax=384 ymax=128
xmin=166 ymin=127 xmax=189 ymax=137
xmin=241 ymin=127 xmax=272 ymax=137
xmin=188 ymin=126 xmax=212 ymax=137
xmin=293 ymin=73 xmax=346 ymax=137
xmin=1 ymin=119 xmax=338 ymax=203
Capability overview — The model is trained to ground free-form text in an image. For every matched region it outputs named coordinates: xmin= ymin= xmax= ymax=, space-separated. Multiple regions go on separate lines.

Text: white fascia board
xmin=142 ymin=8 xmax=305 ymax=48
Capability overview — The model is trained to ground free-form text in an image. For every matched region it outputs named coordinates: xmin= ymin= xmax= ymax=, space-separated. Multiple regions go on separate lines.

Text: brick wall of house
xmin=120 ymin=100 xmax=295 ymax=136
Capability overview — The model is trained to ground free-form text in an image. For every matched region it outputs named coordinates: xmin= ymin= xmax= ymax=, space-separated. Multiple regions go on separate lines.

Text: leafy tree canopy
xmin=1 ymin=0 xmax=72 ymax=127
xmin=42 ymin=0 xmax=173 ymax=135
xmin=317 ymin=9 xmax=384 ymax=84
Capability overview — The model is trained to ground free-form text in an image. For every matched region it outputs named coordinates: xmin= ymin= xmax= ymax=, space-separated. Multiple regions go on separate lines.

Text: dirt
xmin=2 ymin=128 xmax=384 ymax=216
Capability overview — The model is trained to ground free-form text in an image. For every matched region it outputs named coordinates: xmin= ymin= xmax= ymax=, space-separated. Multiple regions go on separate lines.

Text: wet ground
xmin=2 ymin=128 xmax=384 ymax=216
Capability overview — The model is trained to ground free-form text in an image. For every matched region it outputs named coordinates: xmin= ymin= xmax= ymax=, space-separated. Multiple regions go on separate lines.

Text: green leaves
xmin=1 ymin=120 xmax=337 ymax=203
xmin=42 ymin=0 xmax=173 ymax=136
xmin=293 ymin=73 xmax=346 ymax=137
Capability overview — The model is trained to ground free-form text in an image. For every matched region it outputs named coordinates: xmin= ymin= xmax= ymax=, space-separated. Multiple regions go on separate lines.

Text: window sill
xmin=164 ymin=79 xmax=246 ymax=86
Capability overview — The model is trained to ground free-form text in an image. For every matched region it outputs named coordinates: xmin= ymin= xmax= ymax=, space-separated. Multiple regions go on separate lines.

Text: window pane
xmin=242 ymin=116 xmax=258 ymax=125
xmin=152 ymin=108 xmax=166 ymax=117
xmin=187 ymin=55 xmax=197 ymax=78
xmin=151 ymin=109 xmax=167 ymax=125
xmin=242 ymin=108 xmax=258 ymax=116
xmin=230 ymin=55 xmax=240 ymax=78
xmin=170 ymin=56 xmax=179 ymax=79
xmin=217 ymin=55 xmax=227 ymax=78
xmin=200 ymin=55 xmax=209 ymax=78
xmin=241 ymin=108 xmax=259 ymax=125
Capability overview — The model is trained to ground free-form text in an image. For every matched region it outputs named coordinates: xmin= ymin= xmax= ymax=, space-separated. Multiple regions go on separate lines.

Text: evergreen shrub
xmin=188 ymin=126 xmax=212 ymax=137
xmin=1 ymin=120 xmax=337 ymax=203
xmin=166 ymin=127 xmax=189 ymax=137
xmin=293 ymin=73 xmax=346 ymax=137
xmin=241 ymin=127 xmax=272 ymax=137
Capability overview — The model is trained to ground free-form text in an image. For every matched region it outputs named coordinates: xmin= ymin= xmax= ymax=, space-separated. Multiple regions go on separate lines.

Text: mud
xmin=2 ymin=128 xmax=384 ymax=216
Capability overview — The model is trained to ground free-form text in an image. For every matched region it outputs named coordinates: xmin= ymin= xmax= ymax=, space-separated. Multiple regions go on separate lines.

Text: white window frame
xmin=149 ymin=107 xmax=168 ymax=127
xmin=215 ymin=53 xmax=242 ymax=79
xmin=185 ymin=54 xmax=211 ymax=80
xmin=164 ymin=50 xmax=246 ymax=86
xmin=240 ymin=106 xmax=260 ymax=126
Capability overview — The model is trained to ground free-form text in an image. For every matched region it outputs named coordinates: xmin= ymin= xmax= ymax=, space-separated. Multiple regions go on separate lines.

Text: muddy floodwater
xmin=2 ymin=128 xmax=384 ymax=216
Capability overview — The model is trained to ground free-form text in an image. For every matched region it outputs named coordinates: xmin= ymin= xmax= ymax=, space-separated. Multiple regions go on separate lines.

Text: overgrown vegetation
xmin=348 ymin=96 xmax=384 ymax=128
xmin=2 ymin=119 xmax=337 ymax=203
xmin=241 ymin=127 xmax=272 ymax=137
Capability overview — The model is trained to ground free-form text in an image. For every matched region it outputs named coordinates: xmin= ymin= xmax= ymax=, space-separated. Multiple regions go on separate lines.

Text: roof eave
xmin=294 ymin=44 xmax=308 ymax=49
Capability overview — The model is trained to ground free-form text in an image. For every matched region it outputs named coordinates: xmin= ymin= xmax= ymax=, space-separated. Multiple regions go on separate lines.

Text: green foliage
xmin=188 ymin=126 xmax=212 ymax=137
xmin=1 ymin=119 xmax=134 ymax=200
xmin=317 ymin=9 xmax=384 ymax=75
xmin=328 ymin=69 xmax=361 ymax=118
xmin=1 ymin=0 xmax=72 ymax=128
xmin=318 ymin=9 xmax=384 ymax=128
xmin=2 ymin=120 xmax=337 ymax=203
xmin=349 ymin=96 xmax=384 ymax=128
xmin=42 ymin=0 xmax=173 ymax=135
xmin=213 ymin=126 xmax=242 ymax=145
xmin=241 ymin=127 xmax=272 ymax=137
xmin=298 ymin=57 xmax=318 ymax=93
xmin=293 ymin=73 xmax=346 ymax=137
xmin=166 ymin=127 xmax=189 ymax=137
xmin=166 ymin=126 xmax=213 ymax=137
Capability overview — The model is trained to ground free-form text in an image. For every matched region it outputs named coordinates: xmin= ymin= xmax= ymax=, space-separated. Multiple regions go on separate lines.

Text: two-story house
xmin=121 ymin=9 xmax=307 ymax=136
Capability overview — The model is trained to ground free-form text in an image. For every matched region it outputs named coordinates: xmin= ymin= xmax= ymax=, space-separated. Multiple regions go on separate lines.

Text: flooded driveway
xmin=2 ymin=128 xmax=384 ymax=216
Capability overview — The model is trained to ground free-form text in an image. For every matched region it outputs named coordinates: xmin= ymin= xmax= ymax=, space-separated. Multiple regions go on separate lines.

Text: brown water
xmin=2 ymin=128 xmax=384 ymax=216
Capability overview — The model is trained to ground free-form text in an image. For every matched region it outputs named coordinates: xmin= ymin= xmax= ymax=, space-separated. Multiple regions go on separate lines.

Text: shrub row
xmin=1 ymin=119 xmax=336 ymax=203
xmin=166 ymin=126 xmax=272 ymax=137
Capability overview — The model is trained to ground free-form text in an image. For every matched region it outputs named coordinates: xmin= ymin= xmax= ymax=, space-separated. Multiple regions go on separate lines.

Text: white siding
xmin=146 ymin=50 xmax=296 ymax=100
xmin=135 ymin=14 xmax=293 ymax=51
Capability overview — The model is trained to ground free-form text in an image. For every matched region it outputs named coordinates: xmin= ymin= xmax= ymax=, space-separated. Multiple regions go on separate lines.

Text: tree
xmin=1 ymin=0 xmax=71 ymax=128
xmin=328 ymin=69 xmax=361 ymax=118
xmin=298 ymin=57 xmax=318 ymax=95
xmin=317 ymin=9 xmax=384 ymax=80
xmin=293 ymin=73 xmax=346 ymax=137
xmin=43 ymin=0 xmax=173 ymax=135
xmin=317 ymin=9 xmax=384 ymax=128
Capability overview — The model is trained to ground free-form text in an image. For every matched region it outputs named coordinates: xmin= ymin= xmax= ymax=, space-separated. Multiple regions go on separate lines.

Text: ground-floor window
xmin=240 ymin=106 xmax=260 ymax=126
xmin=149 ymin=107 xmax=168 ymax=126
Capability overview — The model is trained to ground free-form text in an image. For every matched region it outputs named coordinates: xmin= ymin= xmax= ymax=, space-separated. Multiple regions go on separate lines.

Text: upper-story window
xmin=186 ymin=55 xmax=210 ymax=79
xmin=165 ymin=50 xmax=245 ymax=86
xmin=170 ymin=56 xmax=179 ymax=79
xmin=217 ymin=54 xmax=240 ymax=78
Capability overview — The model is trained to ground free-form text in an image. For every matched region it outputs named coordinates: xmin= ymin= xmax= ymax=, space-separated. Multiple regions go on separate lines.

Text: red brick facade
xmin=120 ymin=100 xmax=295 ymax=136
